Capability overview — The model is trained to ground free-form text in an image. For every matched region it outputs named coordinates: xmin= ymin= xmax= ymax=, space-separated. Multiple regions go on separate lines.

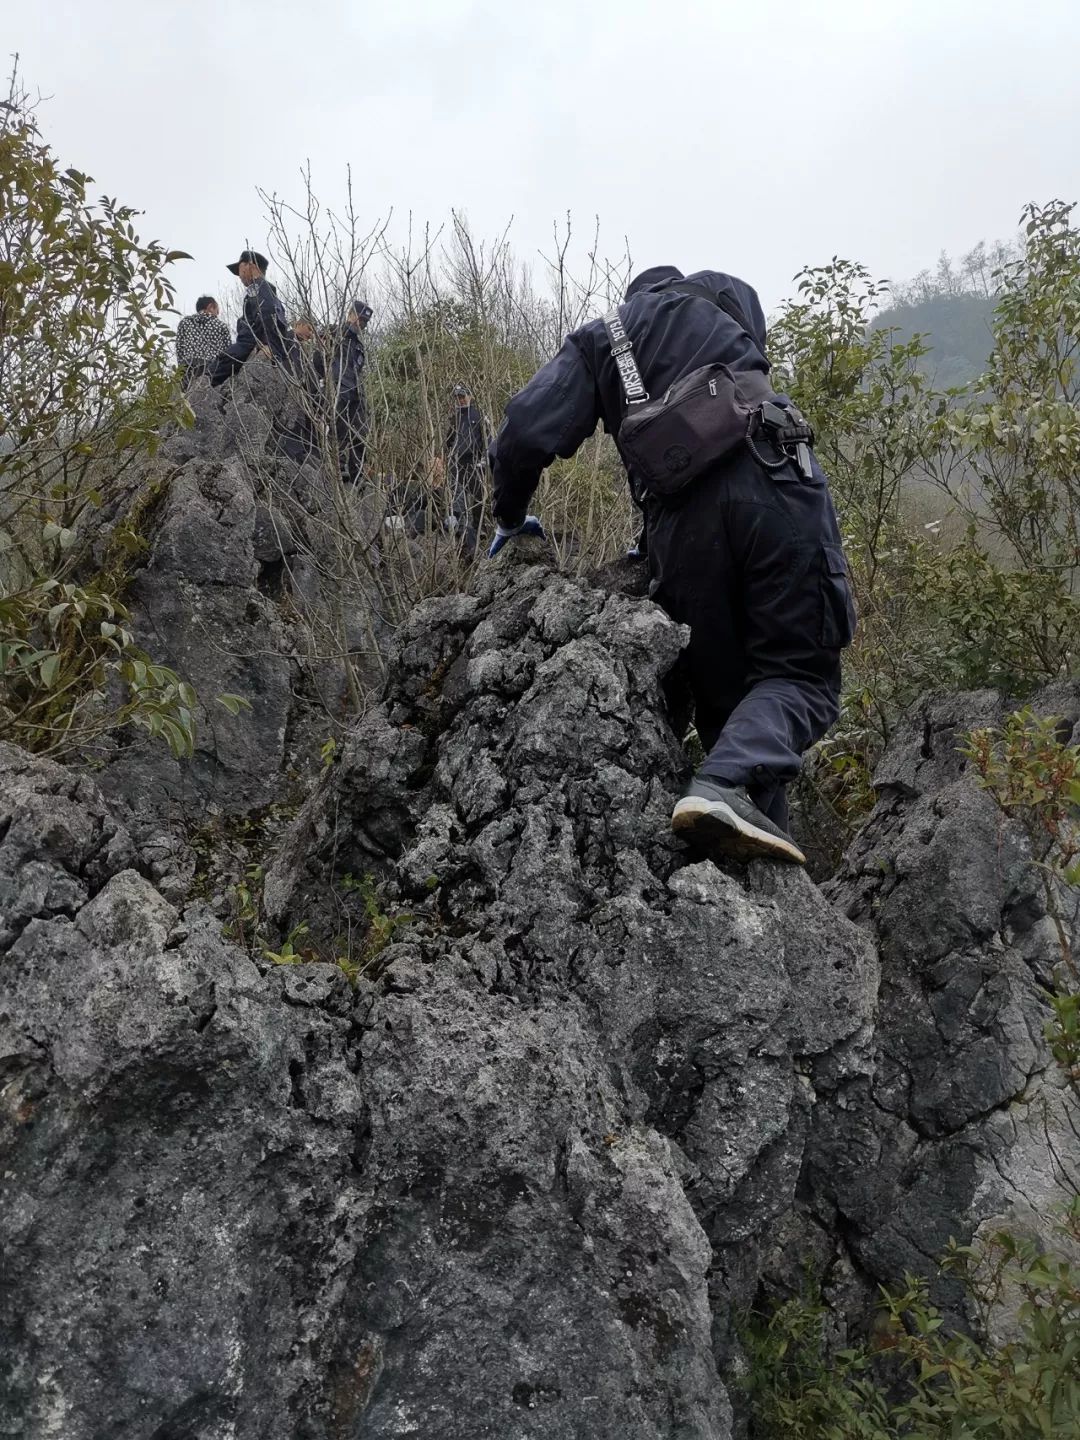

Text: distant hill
xmin=871 ymin=291 xmax=998 ymax=390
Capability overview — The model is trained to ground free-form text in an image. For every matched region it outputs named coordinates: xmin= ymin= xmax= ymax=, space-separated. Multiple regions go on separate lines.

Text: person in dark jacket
xmin=176 ymin=296 xmax=230 ymax=387
xmin=489 ymin=265 xmax=856 ymax=864
xmin=328 ymin=300 xmax=371 ymax=484
xmin=208 ymin=249 xmax=315 ymax=463
xmin=445 ymin=384 xmax=488 ymax=554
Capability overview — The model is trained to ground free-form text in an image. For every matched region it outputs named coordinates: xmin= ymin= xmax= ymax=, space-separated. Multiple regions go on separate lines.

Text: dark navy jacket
xmin=447 ymin=403 xmax=487 ymax=468
xmin=490 ymin=266 xmax=770 ymax=526
xmin=329 ymin=325 xmax=367 ymax=410
xmin=209 ymin=277 xmax=299 ymax=387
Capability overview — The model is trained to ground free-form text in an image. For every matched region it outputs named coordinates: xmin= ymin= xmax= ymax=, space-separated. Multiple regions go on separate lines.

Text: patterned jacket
xmin=175 ymin=312 xmax=231 ymax=365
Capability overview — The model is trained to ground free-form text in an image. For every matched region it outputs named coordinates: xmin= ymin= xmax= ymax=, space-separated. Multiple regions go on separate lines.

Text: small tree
xmin=929 ymin=201 xmax=1080 ymax=688
xmin=0 ymin=70 xmax=188 ymax=575
xmin=0 ymin=68 xmax=201 ymax=757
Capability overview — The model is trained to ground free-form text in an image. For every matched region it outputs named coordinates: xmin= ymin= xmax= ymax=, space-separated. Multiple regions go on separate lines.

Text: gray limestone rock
xmin=3 ymin=544 xmax=1077 ymax=1436
xmin=90 ymin=361 xmax=384 ymax=886
xmin=806 ymin=684 xmax=1080 ymax=1328
xmin=1 ymin=556 xmax=880 ymax=1438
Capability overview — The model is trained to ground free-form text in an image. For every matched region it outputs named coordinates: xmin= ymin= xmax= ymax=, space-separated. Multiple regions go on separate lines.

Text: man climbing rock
xmin=208 ymin=248 xmax=315 ymax=463
xmin=489 ymin=265 xmax=856 ymax=864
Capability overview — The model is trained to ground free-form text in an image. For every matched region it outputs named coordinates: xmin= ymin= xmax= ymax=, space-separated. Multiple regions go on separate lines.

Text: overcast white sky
xmin=9 ymin=0 xmax=1080 ymax=318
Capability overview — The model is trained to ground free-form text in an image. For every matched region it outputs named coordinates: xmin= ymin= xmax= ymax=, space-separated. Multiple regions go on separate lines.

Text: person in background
xmin=328 ymin=300 xmax=372 ymax=484
xmin=175 ymin=296 xmax=230 ymax=387
xmin=445 ymin=383 xmax=488 ymax=554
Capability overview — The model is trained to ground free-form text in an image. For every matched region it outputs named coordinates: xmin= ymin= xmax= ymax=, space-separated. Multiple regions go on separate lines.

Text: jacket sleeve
xmin=175 ymin=316 xmax=192 ymax=362
xmin=490 ymin=337 xmax=599 ymax=527
xmin=208 ymin=321 xmax=257 ymax=387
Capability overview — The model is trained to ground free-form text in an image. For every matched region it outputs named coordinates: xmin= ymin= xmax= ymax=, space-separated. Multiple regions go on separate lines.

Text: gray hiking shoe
xmin=671 ymin=777 xmax=806 ymax=864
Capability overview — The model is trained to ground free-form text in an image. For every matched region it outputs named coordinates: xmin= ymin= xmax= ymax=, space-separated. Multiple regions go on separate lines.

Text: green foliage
xmin=739 ymin=1286 xmax=883 ymax=1439
xmin=962 ymin=709 xmax=1080 ymax=851
xmin=222 ymin=864 xmax=264 ymax=948
xmin=932 ymin=201 xmax=1080 ymax=683
xmin=741 ymin=1212 xmax=1080 ymax=1438
xmin=0 ymin=575 xmax=197 ymax=756
xmin=222 ymin=866 xmax=414 ymax=988
xmin=0 ymin=72 xmax=190 ymax=574
xmin=337 ymin=872 xmax=414 ymax=979
xmin=916 ymin=537 xmax=1078 ymax=693
xmin=262 ymin=922 xmax=313 ymax=967
xmin=776 ymin=207 xmax=1080 ymax=829
xmin=0 ymin=71 xmax=207 ymax=761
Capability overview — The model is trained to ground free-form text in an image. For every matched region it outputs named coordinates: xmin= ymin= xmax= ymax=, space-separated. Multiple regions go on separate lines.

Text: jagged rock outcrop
xmin=90 ymin=363 xmax=385 ymax=893
xmin=800 ymin=683 xmax=1080 ymax=1330
xmin=0 ymin=744 xmax=369 ymax=1440
xmin=1 ymin=546 xmax=1077 ymax=1437
xmin=1 ymin=552 xmax=879 ymax=1439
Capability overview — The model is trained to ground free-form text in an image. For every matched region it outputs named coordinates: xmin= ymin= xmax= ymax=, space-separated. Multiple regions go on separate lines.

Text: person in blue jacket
xmin=488 ymin=265 xmax=856 ymax=865
xmin=209 ymin=248 xmax=315 ymax=463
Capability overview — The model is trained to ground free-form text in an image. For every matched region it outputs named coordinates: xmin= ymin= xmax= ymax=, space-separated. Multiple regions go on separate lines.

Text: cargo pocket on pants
xmin=819 ymin=544 xmax=856 ymax=648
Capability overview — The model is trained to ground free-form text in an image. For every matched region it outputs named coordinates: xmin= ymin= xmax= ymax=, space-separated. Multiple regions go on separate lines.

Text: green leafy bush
xmin=0 ymin=70 xmax=203 ymax=757
xmin=741 ymin=1218 xmax=1080 ymax=1439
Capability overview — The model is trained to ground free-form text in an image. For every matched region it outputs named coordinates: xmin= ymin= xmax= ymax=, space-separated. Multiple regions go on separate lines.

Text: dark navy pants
xmin=646 ymin=446 xmax=855 ymax=827
xmin=335 ymin=400 xmax=368 ymax=484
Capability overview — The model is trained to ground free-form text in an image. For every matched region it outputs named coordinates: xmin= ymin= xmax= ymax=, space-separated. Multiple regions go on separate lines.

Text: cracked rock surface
xmin=1 ymin=551 xmax=1077 ymax=1437
xmin=0 ymin=742 xmax=366 ymax=1440
xmin=804 ymin=684 xmax=1080 ymax=1327
xmin=260 ymin=554 xmax=878 ymax=1436
xmin=92 ymin=364 xmax=384 ymax=887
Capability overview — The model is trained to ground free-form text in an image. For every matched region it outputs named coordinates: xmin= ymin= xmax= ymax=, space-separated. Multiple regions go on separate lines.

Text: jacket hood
xmin=625 ymin=265 xmax=684 ymax=300
xmin=624 ymin=265 xmax=767 ymax=351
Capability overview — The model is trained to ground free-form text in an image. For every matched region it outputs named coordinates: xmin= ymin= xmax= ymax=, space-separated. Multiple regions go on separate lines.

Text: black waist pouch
xmin=616 ymin=362 xmax=775 ymax=500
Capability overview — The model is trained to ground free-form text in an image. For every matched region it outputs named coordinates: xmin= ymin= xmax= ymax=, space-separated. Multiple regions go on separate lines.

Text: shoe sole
xmin=671 ymin=797 xmax=807 ymax=865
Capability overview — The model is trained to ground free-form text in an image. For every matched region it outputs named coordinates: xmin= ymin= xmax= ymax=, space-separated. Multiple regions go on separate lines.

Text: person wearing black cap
xmin=445 ymin=383 xmax=488 ymax=554
xmin=208 ymin=248 xmax=315 ymax=463
xmin=327 ymin=300 xmax=372 ymax=484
